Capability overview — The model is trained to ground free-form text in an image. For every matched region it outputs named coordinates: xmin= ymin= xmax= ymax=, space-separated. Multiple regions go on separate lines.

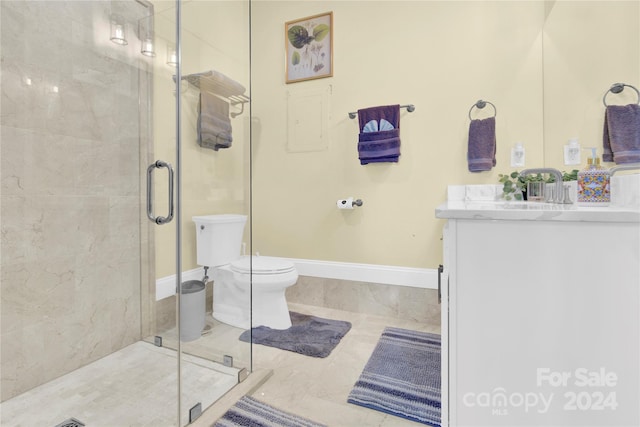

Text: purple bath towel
xmin=357 ymin=104 xmax=401 ymax=165
xmin=467 ymin=117 xmax=496 ymax=172
xmin=603 ymin=104 xmax=640 ymax=164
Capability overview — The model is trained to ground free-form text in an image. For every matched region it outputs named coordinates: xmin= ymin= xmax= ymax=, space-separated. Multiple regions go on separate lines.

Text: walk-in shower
xmin=0 ymin=1 xmax=252 ymax=425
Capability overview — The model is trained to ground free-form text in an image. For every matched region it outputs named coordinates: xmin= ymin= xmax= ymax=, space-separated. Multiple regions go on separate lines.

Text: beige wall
xmin=251 ymin=1 xmax=545 ymax=269
xmin=154 ymin=1 xmax=639 ymax=276
xmin=250 ymin=1 xmax=639 ymax=270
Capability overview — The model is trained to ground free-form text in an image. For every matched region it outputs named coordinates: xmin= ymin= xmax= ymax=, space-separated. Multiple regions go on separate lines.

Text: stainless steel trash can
xmin=180 ymin=280 xmax=206 ymax=342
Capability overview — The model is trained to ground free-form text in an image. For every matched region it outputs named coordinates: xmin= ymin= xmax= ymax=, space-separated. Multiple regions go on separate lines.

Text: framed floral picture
xmin=285 ymin=12 xmax=333 ymax=84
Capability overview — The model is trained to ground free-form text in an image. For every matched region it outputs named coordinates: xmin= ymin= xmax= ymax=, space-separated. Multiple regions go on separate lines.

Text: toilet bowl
xmin=212 ymin=255 xmax=298 ymax=329
xmin=192 ymin=214 xmax=298 ymax=330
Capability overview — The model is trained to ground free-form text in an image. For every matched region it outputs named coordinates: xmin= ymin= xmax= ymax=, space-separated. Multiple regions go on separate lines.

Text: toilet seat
xmin=230 ymin=256 xmax=295 ymax=275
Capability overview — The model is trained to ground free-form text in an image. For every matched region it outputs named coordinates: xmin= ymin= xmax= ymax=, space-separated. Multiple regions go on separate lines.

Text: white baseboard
xmin=156 ymin=259 xmax=437 ymax=301
xmin=281 ymin=257 xmax=437 ymax=289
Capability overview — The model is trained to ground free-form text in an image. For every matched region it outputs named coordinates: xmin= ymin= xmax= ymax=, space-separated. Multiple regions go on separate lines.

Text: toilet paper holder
xmin=337 ymin=197 xmax=364 ymax=209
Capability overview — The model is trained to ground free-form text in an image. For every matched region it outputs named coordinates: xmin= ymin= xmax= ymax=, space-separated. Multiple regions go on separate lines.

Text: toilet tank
xmin=192 ymin=214 xmax=247 ymax=267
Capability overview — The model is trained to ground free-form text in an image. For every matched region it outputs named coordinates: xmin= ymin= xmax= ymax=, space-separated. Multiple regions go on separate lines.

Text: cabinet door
xmin=451 ymin=219 xmax=639 ymax=426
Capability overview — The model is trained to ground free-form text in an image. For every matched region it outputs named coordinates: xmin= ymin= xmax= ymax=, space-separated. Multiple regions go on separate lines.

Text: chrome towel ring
xmin=468 ymin=99 xmax=497 ymax=120
xmin=603 ymin=83 xmax=640 ymax=106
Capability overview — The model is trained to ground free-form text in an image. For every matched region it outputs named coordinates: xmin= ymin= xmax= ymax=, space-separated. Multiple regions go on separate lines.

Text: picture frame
xmin=285 ymin=12 xmax=333 ymax=84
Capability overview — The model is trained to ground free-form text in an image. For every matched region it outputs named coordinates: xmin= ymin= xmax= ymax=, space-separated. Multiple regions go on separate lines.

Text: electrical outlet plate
xmin=564 ymin=144 xmax=581 ymax=165
xmin=511 ymin=146 xmax=525 ymax=167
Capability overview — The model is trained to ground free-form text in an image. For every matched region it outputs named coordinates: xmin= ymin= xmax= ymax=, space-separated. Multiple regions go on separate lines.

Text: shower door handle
xmin=146 ymin=160 xmax=174 ymax=225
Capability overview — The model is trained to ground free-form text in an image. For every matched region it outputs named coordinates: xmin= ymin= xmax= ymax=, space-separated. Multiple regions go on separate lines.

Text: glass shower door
xmin=148 ymin=0 xmax=253 ymax=424
xmin=178 ymin=1 xmax=253 ymax=422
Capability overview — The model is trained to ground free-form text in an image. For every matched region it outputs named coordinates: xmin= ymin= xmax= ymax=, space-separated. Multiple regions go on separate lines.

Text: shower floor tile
xmin=0 ymin=341 xmax=238 ymax=427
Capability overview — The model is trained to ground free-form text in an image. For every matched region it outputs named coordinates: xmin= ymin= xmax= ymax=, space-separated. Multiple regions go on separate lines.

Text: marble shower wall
xmin=0 ymin=1 xmax=153 ymax=401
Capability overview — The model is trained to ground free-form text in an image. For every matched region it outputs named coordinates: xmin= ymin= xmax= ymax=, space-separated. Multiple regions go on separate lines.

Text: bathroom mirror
xmin=542 ymin=1 xmax=639 ymax=168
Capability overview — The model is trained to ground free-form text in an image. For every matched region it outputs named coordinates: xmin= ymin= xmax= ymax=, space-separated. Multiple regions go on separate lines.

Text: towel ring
xmin=468 ymin=100 xmax=497 ymax=120
xmin=603 ymin=83 xmax=640 ymax=106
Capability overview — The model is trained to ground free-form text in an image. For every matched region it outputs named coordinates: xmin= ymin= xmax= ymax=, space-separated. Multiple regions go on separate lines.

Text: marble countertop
xmin=436 ymin=200 xmax=640 ymax=223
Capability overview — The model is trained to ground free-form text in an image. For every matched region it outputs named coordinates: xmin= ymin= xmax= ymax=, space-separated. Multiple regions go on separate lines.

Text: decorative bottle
xmin=577 ymin=148 xmax=610 ymax=206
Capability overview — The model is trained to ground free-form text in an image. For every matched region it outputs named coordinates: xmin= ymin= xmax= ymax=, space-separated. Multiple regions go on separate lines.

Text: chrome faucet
xmin=520 ymin=168 xmax=564 ymax=203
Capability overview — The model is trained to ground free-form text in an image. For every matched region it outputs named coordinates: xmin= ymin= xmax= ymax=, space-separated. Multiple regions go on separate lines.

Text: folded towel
xmin=357 ymin=104 xmax=401 ymax=165
xmin=603 ymin=104 xmax=640 ymax=164
xmin=197 ymin=93 xmax=232 ymax=151
xmin=467 ymin=117 xmax=496 ymax=172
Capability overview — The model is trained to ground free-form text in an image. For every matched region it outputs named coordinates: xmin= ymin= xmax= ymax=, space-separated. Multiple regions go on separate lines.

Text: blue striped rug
xmin=347 ymin=327 xmax=441 ymax=426
xmin=213 ymin=395 xmax=327 ymax=427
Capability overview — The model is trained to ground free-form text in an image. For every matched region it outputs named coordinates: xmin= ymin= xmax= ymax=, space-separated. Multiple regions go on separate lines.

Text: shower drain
xmin=54 ymin=418 xmax=85 ymax=427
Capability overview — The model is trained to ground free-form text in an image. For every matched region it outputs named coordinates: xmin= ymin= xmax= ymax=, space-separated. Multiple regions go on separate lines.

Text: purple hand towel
xmin=603 ymin=104 xmax=640 ymax=164
xmin=357 ymin=104 xmax=401 ymax=165
xmin=467 ymin=117 xmax=496 ymax=172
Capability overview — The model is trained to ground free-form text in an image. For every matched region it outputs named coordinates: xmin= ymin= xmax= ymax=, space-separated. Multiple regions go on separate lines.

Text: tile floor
xmin=243 ymin=302 xmax=441 ymax=427
xmin=0 ymin=302 xmax=440 ymax=427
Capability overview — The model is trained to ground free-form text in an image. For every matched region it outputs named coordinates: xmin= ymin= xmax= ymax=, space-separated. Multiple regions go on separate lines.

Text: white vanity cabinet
xmin=437 ymin=202 xmax=640 ymax=426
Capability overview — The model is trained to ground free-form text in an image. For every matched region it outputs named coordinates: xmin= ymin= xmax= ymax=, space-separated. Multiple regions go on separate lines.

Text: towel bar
xmin=603 ymin=83 xmax=640 ymax=106
xmin=348 ymin=104 xmax=415 ymax=119
xmin=468 ymin=99 xmax=497 ymax=120
xmin=174 ymin=71 xmax=250 ymax=117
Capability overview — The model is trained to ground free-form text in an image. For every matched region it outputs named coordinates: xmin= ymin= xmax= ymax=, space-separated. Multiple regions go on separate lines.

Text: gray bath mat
xmin=214 ymin=395 xmax=326 ymax=427
xmin=347 ymin=327 xmax=441 ymax=426
xmin=239 ymin=311 xmax=351 ymax=358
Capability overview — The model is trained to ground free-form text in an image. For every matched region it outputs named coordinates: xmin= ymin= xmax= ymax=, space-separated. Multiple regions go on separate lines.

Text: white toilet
xmin=192 ymin=214 xmax=298 ymax=330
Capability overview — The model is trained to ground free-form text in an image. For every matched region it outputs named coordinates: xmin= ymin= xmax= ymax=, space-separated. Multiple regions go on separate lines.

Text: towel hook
xmin=468 ymin=99 xmax=497 ymax=120
xmin=603 ymin=83 xmax=640 ymax=106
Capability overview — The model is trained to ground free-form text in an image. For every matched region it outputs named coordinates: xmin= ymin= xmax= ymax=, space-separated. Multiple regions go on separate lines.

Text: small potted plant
xmin=498 ymin=171 xmax=542 ymax=200
xmin=498 ymin=170 xmax=579 ymax=201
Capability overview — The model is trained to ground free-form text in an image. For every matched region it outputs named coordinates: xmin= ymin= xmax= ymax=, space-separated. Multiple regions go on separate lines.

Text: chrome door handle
xmin=146 ymin=160 xmax=174 ymax=225
xmin=438 ymin=264 xmax=443 ymax=304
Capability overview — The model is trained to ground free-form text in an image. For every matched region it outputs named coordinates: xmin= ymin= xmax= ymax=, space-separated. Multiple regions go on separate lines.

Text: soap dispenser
xmin=577 ymin=147 xmax=610 ymax=206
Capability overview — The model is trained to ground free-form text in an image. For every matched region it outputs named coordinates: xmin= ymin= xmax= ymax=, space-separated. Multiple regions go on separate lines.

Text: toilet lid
xmin=230 ymin=256 xmax=295 ymax=274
